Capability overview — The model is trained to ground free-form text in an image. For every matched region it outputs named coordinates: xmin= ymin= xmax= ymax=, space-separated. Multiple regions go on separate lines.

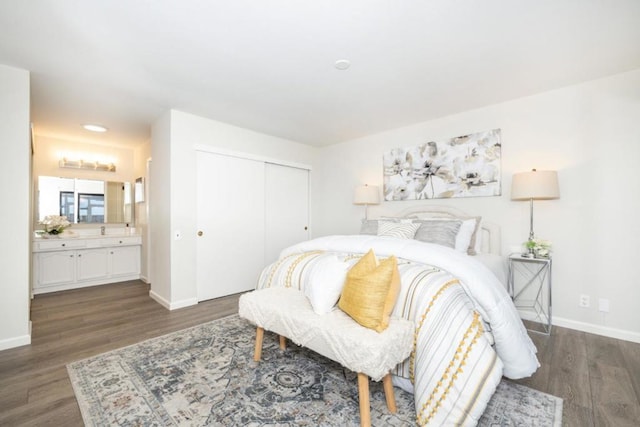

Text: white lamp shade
xmin=511 ymin=170 xmax=560 ymax=200
xmin=353 ymin=185 xmax=380 ymax=205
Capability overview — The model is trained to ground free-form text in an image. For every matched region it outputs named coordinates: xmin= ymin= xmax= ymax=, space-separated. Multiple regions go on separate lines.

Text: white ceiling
xmin=1 ymin=1 xmax=639 ymax=148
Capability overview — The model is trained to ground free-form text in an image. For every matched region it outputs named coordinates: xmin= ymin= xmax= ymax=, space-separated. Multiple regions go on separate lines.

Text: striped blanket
xmin=257 ymin=235 xmax=539 ymax=426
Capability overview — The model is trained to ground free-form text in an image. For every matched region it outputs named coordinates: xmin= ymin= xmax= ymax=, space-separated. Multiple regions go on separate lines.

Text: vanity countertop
xmin=33 ymin=231 xmax=142 ymax=252
xmin=34 ymin=230 xmax=140 ymax=240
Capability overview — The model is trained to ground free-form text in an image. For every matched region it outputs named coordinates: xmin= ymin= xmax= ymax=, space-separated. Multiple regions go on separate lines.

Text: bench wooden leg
xmin=382 ymin=373 xmax=397 ymax=413
xmin=253 ymin=327 xmax=264 ymax=362
xmin=279 ymin=335 xmax=286 ymax=350
xmin=357 ymin=373 xmax=371 ymax=427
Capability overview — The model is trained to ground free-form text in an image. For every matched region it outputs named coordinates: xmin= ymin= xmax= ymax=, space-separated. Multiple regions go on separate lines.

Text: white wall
xmin=149 ymin=111 xmax=173 ymax=307
xmin=150 ymin=110 xmax=316 ymax=308
xmin=134 ymin=141 xmax=152 ymax=282
xmin=314 ymin=69 xmax=640 ymax=342
xmin=0 ymin=64 xmax=31 ymax=350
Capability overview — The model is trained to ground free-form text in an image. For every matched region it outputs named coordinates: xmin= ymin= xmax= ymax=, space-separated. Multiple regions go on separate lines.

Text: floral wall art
xmin=383 ymin=128 xmax=502 ymax=201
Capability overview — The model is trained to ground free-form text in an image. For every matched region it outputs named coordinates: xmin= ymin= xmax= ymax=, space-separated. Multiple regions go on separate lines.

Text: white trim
xmin=552 ymin=316 xmax=640 ymax=344
xmin=149 ymin=289 xmax=170 ymax=309
xmin=193 ymin=144 xmax=312 ymax=171
xmin=149 ymin=290 xmax=198 ymax=311
xmin=140 ymin=275 xmax=150 ymax=284
xmin=169 ymin=297 xmax=198 ymax=310
xmin=0 ymin=332 xmax=31 ymax=351
xmin=518 ymin=310 xmax=640 ymax=343
xmin=32 ymin=274 xmax=141 ymax=295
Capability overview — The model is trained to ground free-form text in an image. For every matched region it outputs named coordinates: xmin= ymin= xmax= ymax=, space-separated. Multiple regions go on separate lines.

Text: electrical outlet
xmin=579 ymin=294 xmax=590 ymax=308
xmin=598 ymin=298 xmax=610 ymax=313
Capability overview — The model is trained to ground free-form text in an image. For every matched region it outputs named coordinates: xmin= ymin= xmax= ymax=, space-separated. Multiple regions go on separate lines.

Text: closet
xmin=195 ymin=149 xmax=310 ymax=302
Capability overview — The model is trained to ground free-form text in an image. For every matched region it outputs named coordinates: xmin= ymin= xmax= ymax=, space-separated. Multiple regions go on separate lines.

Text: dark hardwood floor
xmin=0 ymin=280 xmax=638 ymax=426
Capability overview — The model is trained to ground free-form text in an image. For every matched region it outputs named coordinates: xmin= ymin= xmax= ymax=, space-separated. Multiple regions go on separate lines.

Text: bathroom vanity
xmin=32 ymin=232 xmax=141 ymax=294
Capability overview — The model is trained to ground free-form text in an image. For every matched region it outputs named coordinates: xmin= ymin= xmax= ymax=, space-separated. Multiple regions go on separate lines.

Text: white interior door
xmin=196 ymin=152 xmax=265 ymax=301
xmin=264 ymin=163 xmax=310 ymax=264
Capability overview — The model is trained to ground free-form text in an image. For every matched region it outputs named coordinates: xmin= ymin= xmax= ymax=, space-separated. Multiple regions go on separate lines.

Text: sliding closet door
xmin=264 ymin=163 xmax=310 ymax=264
xmin=196 ymin=152 xmax=265 ymax=302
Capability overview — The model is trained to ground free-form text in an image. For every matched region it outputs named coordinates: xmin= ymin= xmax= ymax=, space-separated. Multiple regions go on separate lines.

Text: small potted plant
xmin=39 ymin=215 xmax=71 ymax=236
xmin=524 ymin=238 xmax=552 ymax=258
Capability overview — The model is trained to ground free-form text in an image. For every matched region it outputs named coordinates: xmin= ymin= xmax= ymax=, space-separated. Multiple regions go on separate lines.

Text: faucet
xmin=101 ymin=226 xmax=106 ymax=235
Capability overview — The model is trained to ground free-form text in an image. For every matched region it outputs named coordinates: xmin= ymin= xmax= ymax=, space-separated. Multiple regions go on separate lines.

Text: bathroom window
xmin=77 ymin=193 xmax=105 ymax=223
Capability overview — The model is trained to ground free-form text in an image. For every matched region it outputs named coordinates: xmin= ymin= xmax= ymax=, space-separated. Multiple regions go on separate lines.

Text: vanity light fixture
xmin=59 ymin=157 xmax=116 ymax=172
xmin=82 ymin=124 xmax=108 ymax=133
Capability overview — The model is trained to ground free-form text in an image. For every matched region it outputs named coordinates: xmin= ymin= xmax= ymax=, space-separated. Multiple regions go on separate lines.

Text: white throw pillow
xmin=304 ymin=256 xmax=350 ymax=315
xmin=454 ymin=218 xmax=476 ymax=253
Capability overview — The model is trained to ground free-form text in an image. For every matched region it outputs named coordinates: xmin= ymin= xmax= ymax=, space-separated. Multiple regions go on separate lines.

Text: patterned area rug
xmin=67 ymin=315 xmax=562 ymax=426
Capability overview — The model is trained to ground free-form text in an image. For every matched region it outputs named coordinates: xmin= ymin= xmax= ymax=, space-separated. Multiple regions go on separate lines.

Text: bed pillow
xmin=413 ymin=220 xmax=462 ymax=249
xmin=338 ymin=250 xmax=400 ymax=332
xmin=458 ymin=217 xmax=482 ymax=255
xmin=468 ymin=217 xmax=483 ymax=255
xmin=359 ymin=219 xmax=378 ymax=235
xmin=411 ymin=216 xmax=482 ymax=255
xmin=304 ymin=255 xmax=350 ymax=315
xmin=359 ymin=217 xmax=404 ymax=235
xmin=377 ymin=221 xmax=420 ymax=239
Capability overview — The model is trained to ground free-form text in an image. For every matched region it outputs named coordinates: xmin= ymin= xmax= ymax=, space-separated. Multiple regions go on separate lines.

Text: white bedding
xmin=259 ymin=235 xmax=539 ymax=425
xmin=474 ymin=253 xmax=509 ymax=289
xmin=279 ymin=235 xmax=538 ymax=378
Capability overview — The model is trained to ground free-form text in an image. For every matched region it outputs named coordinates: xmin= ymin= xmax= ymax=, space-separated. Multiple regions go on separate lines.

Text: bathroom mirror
xmin=37 ymin=176 xmax=133 ymax=224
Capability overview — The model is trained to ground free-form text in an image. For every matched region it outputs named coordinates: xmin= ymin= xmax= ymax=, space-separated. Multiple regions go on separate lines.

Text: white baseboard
xmin=149 ymin=290 xmax=170 ymax=309
xmin=0 ymin=332 xmax=31 ymax=351
xmin=169 ymin=297 xmax=198 ymax=310
xmin=149 ymin=290 xmax=198 ymax=311
xmin=517 ymin=309 xmax=640 ymax=343
xmin=140 ymin=275 xmax=150 ymax=284
xmin=552 ymin=316 xmax=640 ymax=344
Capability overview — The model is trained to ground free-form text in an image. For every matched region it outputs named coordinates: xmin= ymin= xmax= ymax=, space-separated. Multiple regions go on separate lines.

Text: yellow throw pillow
xmin=380 ymin=255 xmax=401 ymax=330
xmin=338 ymin=250 xmax=400 ymax=332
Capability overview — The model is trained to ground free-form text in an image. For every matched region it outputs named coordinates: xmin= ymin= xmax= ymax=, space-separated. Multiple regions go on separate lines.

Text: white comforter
xmin=267 ymin=235 xmax=539 ymax=425
xmin=280 ymin=235 xmax=539 ymax=378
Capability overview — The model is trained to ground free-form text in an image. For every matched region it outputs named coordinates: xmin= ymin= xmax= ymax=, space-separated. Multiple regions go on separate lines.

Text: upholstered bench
xmin=239 ymin=287 xmax=414 ymax=427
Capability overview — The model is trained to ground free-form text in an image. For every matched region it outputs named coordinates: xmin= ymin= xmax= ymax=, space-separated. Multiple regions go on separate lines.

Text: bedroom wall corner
xmin=149 ymin=110 xmax=173 ymax=306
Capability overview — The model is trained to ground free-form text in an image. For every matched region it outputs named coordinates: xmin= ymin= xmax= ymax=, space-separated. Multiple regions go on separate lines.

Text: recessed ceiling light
xmin=334 ymin=59 xmax=351 ymax=70
xmin=82 ymin=124 xmax=108 ymax=133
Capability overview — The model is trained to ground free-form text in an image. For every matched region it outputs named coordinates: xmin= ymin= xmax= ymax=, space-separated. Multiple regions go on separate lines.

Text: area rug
xmin=67 ymin=315 xmax=562 ymax=426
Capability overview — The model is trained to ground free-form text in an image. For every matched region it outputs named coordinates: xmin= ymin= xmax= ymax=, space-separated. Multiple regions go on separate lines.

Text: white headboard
xmin=394 ymin=205 xmax=501 ymax=256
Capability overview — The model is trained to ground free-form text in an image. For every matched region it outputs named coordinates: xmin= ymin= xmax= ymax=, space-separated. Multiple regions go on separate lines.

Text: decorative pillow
xmin=377 ymin=221 xmax=420 ymax=239
xmin=338 ymin=250 xmax=400 ymax=332
xmin=468 ymin=217 xmax=483 ymax=255
xmin=411 ymin=216 xmax=482 ymax=255
xmin=413 ymin=220 xmax=462 ymax=248
xmin=456 ymin=217 xmax=482 ymax=255
xmin=359 ymin=219 xmax=378 ymax=235
xmin=304 ymin=255 xmax=350 ymax=315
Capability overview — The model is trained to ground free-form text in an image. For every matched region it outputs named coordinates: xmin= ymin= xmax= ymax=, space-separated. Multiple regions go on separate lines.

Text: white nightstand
xmin=508 ymin=254 xmax=552 ymax=335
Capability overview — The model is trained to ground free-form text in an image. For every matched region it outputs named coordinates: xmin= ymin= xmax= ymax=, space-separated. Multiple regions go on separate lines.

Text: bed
xmin=255 ymin=206 xmax=539 ymax=426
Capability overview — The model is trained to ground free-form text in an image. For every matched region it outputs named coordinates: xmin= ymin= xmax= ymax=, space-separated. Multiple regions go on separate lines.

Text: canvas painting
xmin=383 ymin=129 xmax=501 ymax=200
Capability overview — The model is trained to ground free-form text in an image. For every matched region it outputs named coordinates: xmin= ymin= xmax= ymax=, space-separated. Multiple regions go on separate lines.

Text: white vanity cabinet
xmin=76 ymin=248 xmax=110 ymax=282
xmin=33 ymin=235 xmax=142 ymax=294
